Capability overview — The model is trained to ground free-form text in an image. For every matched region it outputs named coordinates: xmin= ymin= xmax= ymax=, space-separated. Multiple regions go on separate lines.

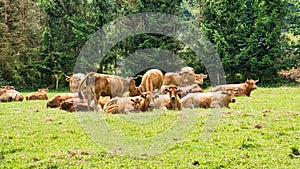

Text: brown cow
xmin=65 ymin=73 xmax=85 ymax=92
xmin=140 ymin=69 xmax=164 ymax=93
xmin=1 ymin=85 xmax=15 ymax=90
xmin=47 ymin=93 xmax=75 ymax=108
xmin=98 ymin=96 xmax=111 ymax=109
xmin=212 ymin=79 xmax=259 ymax=97
xmin=181 ymin=89 xmax=237 ymax=109
xmin=194 ymin=73 xmax=208 ymax=85
xmin=128 ymin=79 xmax=142 ymax=97
xmin=26 ymin=89 xmax=49 ymax=100
xmin=0 ymin=88 xmax=24 ymax=102
xmin=153 ymin=85 xmax=182 ymax=110
xmin=103 ymin=96 xmax=145 ymax=114
xmin=162 ymin=67 xmax=206 ymax=92
xmin=78 ymin=72 xmax=136 ymax=110
xmin=59 ymin=97 xmax=100 ymax=112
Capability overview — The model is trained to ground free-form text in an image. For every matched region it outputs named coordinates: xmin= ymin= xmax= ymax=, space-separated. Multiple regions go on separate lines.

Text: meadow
xmin=1 ymin=87 xmax=300 ymax=168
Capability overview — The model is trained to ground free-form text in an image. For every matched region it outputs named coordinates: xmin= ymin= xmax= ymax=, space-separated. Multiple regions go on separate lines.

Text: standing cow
xmin=163 ymin=66 xmax=196 ymax=87
xmin=78 ymin=72 xmax=136 ymax=110
xmin=140 ymin=69 xmax=164 ymax=93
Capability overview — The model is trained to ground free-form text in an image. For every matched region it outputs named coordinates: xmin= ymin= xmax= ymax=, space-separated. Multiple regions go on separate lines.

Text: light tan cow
xmin=181 ymin=89 xmax=237 ymax=109
xmin=26 ymin=89 xmax=49 ymax=100
xmin=103 ymin=96 xmax=145 ymax=114
xmin=212 ymin=79 xmax=259 ymax=97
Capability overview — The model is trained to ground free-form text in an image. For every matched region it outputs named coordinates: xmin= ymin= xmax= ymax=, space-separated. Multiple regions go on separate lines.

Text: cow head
xmin=128 ymin=79 xmax=142 ymax=97
xmin=130 ymin=97 xmax=145 ymax=111
xmin=66 ymin=73 xmax=85 ymax=92
xmin=244 ymin=79 xmax=259 ymax=96
xmin=178 ymin=67 xmax=196 ymax=86
xmin=163 ymin=85 xmax=182 ymax=101
xmin=0 ymin=89 xmax=7 ymax=96
xmin=221 ymin=88 xmax=237 ymax=103
xmin=194 ymin=74 xmax=207 ymax=84
xmin=38 ymin=88 xmax=49 ymax=93
xmin=140 ymin=92 xmax=155 ymax=111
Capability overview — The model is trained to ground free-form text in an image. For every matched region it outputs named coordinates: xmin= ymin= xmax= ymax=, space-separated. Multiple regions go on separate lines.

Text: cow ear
xmin=65 ymin=77 xmax=70 ymax=82
xmin=204 ymin=74 xmax=208 ymax=78
xmin=177 ymin=88 xmax=182 ymax=92
xmin=162 ymin=87 xmax=169 ymax=94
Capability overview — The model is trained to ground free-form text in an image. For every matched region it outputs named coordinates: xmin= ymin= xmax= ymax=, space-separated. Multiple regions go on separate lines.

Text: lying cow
xmin=181 ymin=89 xmax=237 ymax=109
xmin=26 ymin=89 xmax=49 ymax=100
xmin=212 ymin=79 xmax=259 ymax=97
xmin=65 ymin=73 xmax=85 ymax=92
xmin=78 ymin=72 xmax=137 ymax=110
xmin=153 ymin=85 xmax=182 ymax=110
xmin=1 ymin=85 xmax=15 ymax=90
xmin=103 ymin=96 xmax=145 ymax=114
xmin=98 ymin=96 xmax=111 ymax=109
xmin=59 ymin=97 xmax=100 ymax=112
xmin=0 ymin=88 xmax=24 ymax=102
xmin=47 ymin=93 xmax=75 ymax=108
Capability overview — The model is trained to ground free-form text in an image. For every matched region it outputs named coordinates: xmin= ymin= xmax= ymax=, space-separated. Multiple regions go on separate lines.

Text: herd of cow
xmin=0 ymin=67 xmax=259 ymax=114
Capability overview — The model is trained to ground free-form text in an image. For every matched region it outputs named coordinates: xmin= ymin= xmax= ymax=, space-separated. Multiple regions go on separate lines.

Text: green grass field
xmin=1 ymin=87 xmax=300 ymax=168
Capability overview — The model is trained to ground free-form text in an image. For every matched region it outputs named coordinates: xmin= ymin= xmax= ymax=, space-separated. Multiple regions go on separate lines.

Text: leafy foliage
xmin=0 ymin=0 xmax=299 ymax=89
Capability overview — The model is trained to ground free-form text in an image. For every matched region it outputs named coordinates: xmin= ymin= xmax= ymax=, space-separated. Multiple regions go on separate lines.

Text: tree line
xmin=0 ymin=0 xmax=299 ymax=90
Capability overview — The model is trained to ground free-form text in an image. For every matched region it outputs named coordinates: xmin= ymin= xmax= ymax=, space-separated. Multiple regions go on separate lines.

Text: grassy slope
xmin=0 ymin=87 xmax=300 ymax=168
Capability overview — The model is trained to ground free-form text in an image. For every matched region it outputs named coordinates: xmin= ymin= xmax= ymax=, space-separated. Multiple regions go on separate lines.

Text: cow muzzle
xmin=171 ymin=96 xmax=176 ymax=100
xmin=231 ymin=98 xmax=236 ymax=103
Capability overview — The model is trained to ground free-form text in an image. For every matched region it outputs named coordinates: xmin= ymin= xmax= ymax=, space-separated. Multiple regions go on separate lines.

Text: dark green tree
xmin=200 ymin=0 xmax=288 ymax=84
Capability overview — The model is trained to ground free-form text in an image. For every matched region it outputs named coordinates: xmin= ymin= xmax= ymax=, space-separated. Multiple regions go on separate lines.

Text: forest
xmin=0 ymin=0 xmax=299 ymax=90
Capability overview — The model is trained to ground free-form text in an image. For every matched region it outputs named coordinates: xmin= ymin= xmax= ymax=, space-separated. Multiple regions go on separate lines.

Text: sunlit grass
xmin=1 ymin=87 xmax=300 ymax=168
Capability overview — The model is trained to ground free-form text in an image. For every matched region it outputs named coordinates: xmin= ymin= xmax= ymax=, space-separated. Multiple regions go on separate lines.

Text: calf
xmin=212 ymin=79 xmax=258 ymax=97
xmin=26 ymin=89 xmax=49 ymax=100
xmin=103 ymin=96 xmax=145 ymax=114
xmin=181 ymin=89 xmax=237 ymax=109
